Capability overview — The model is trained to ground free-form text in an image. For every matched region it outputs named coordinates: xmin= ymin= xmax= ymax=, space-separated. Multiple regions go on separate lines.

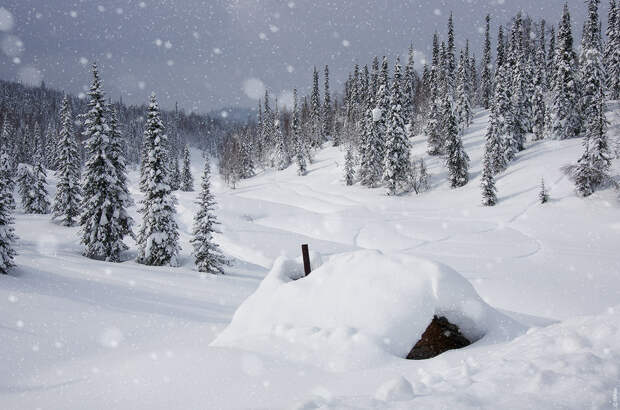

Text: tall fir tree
xmin=550 ymin=4 xmax=582 ymax=140
xmin=292 ymin=89 xmax=307 ymax=176
xmin=0 ymin=150 xmax=15 ymax=210
xmin=507 ymin=12 xmax=528 ymax=152
xmin=481 ymin=14 xmax=493 ymax=109
xmin=191 ymin=158 xmax=227 ymax=274
xmin=359 ymin=100 xmax=383 ymax=187
xmin=404 ymin=43 xmax=417 ymax=129
xmin=0 ymin=151 xmax=16 ymax=274
xmin=107 ymin=106 xmax=135 ymax=225
xmin=322 ymin=65 xmax=332 ymax=139
xmin=605 ymin=0 xmax=620 ymax=98
xmin=446 ymin=12 xmax=456 ymax=91
xmin=480 ymin=145 xmax=498 ymax=206
xmin=344 ymin=144 xmax=355 ymax=186
xmin=180 ymin=144 xmax=194 ymax=191
xmin=136 ymin=94 xmax=180 ymax=266
xmin=310 ymin=67 xmax=322 ymax=147
xmin=443 ymin=93 xmax=470 ymax=188
xmin=547 ymin=25 xmax=557 ymax=90
xmin=426 ymin=33 xmax=444 ymax=156
xmin=383 ymin=58 xmax=411 ymax=195
xmin=272 ymin=101 xmax=290 ymax=170
xmin=79 ymin=63 xmax=133 ymax=262
xmin=52 ymin=96 xmax=82 ymax=226
xmin=456 ymin=50 xmax=473 ymax=132
xmin=16 ymin=164 xmax=34 ymax=213
xmin=30 ymin=157 xmax=50 ymax=214
xmin=170 ymin=156 xmax=181 ymax=190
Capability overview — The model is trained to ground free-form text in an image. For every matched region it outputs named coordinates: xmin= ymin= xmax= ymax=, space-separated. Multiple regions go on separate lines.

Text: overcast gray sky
xmin=0 ymin=0 xmax=602 ymax=114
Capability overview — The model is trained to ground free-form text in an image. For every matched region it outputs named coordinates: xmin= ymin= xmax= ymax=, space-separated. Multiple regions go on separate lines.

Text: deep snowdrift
xmin=212 ymin=249 xmax=525 ymax=370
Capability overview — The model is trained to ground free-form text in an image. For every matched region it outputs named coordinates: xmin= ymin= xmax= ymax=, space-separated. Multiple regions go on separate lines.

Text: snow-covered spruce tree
xmin=344 ymin=145 xmax=355 ymax=186
xmin=323 ymin=65 xmax=333 ymax=140
xmin=507 ymin=13 xmax=528 ymax=152
xmin=547 ymin=25 xmax=557 ymax=91
xmin=32 ymin=122 xmax=42 ymax=162
xmin=605 ymin=0 xmax=620 ymax=99
xmin=580 ymin=0 xmax=605 ymax=130
xmin=180 ymin=144 xmax=194 ymax=191
xmin=292 ymin=89 xmax=307 ymax=176
xmin=52 ymin=96 xmax=82 ymax=226
xmin=30 ymin=157 xmax=50 ymax=214
xmin=443 ymin=93 xmax=470 ymax=188
xmin=260 ymin=91 xmax=274 ymax=165
xmin=532 ymin=34 xmax=547 ymax=141
xmin=539 ymin=177 xmax=550 ymax=203
xmin=79 ymin=63 xmax=133 ymax=262
xmin=358 ymin=103 xmax=383 ymax=187
xmin=484 ymin=83 xmax=509 ymax=175
xmin=416 ymin=158 xmax=431 ymax=193
xmin=272 ymin=101 xmax=291 ymax=171
xmin=456 ymin=50 xmax=472 ymax=132
xmin=310 ymin=67 xmax=323 ymax=147
xmin=170 ymin=156 xmax=181 ymax=190
xmin=550 ymin=4 xmax=582 ymax=140
xmin=572 ymin=88 xmax=611 ymax=196
xmin=238 ymin=130 xmax=255 ymax=179
xmin=107 ymin=107 xmax=135 ymax=224
xmin=426 ymin=34 xmax=443 ymax=156
xmin=481 ymin=14 xmax=493 ymax=109
xmin=404 ymin=44 xmax=417 ymax=130
xmin=383 ymin=58 xmax=411 ymax=196
xmin=0 ymin=150 xmax=15 ymax=211
xmin=0 ymin=152 xmax=16 ymax=275
xmin=480 ymin=143 xmax=498 ymax=206
xmin=136 ymin=94 xmax=180 ymax=266
xmin=446 ymin=12 xmax=457 ymax=91
xmin=191 ymin=158 xmax=228 ymax=274
xmin=376 ymin=56 xmax=390 ymax=151
xmin=16 ymin=165 xmax=34 ymax=213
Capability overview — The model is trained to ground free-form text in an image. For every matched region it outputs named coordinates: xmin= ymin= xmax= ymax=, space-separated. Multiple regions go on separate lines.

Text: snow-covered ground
xmin=2 ymin=106 xmax=620 ymax=409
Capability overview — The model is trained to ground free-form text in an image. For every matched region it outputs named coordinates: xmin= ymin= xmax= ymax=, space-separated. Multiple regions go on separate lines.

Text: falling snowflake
xmin=0 ymin=7 xmax=14 ymax=31
xmin=342 ymin=39 xmax=350 ymax=47
xmin=242 ymin=77 xmax=266 ymax=100
xmin=1 ymin=35 xmax=24 ymax=57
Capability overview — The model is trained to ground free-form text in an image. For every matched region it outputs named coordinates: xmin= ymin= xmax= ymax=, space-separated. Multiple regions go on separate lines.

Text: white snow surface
xmin=212 ymin=250 xmax=525 ymax=370
xmin=2 ymin=104 xmax=620 ymax=409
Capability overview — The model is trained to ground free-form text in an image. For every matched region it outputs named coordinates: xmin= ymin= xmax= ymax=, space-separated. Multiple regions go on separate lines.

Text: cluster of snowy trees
xmin=0 ymin=65 xmax=228 ymax=275
xmin=0 ymin=78 xmax=229 ymax=172
xmin=219 ymin=1 xmax=619 ymax=203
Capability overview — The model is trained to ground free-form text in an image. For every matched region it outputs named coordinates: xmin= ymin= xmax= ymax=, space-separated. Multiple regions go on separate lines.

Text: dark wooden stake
xmin=301 ymin=244 xmax=311 ymax=276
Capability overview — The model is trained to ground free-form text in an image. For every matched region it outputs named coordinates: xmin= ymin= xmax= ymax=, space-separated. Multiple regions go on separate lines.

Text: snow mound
xmin=212 ymin=250 xmax=526 ymax=370
xmin=374 ymin=376 xmax=415 ymax=402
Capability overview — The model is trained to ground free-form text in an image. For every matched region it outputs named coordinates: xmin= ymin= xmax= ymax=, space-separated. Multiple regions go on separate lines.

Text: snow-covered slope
xmin=1 ymin=106 xmax=620 ymax=409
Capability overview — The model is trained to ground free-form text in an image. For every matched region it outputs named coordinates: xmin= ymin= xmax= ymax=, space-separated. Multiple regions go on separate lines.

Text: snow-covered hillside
xmin=2 ymin=106 xmax=620 ymax=409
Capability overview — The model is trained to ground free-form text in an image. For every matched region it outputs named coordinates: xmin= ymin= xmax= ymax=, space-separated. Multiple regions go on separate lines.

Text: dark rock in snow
xmin=407 ymin=315 xmax=471 ymax=360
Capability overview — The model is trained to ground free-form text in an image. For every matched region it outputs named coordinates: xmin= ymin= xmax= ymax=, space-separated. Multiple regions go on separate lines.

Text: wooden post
xmin=301 ymin=244 xmax=311 ymax=276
